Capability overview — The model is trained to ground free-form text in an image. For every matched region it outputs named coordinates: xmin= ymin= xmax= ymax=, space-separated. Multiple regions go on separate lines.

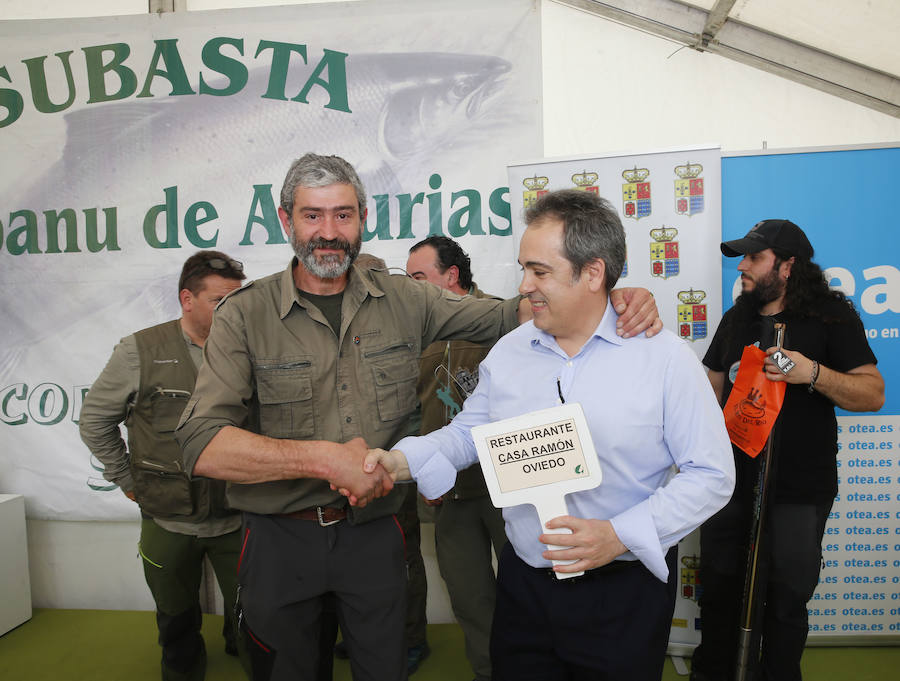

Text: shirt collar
xmin=278 ymin=258 xmax=385 ymax=319
xmin=178 ymin=323 xmax=200 ymax=349
xmin=528 ymin=296 xmax=623 ymax=356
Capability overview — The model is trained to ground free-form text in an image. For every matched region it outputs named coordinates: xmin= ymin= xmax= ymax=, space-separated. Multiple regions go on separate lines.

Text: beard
xmin=739 ymin=266 xmax=785 ymax=310
xmin=291 ymin=230 xmax=361 ymax=279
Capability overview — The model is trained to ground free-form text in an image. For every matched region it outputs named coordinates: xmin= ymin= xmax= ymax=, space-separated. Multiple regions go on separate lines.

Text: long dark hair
xmin=774 ymin=248 xmax=854 ymax=322
xmin=729 ymin=249 xmax=856 ymax=337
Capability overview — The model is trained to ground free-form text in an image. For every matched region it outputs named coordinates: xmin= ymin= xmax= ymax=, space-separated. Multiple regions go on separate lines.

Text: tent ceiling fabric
xmin=554 ymin=0 xmax=900 ymax=118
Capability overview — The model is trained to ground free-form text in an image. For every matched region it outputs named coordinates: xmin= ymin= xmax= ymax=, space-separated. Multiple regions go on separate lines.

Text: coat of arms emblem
xmin=650 ymin=226 xmax=679 ymax=279
xmin=677 ymin=289 xmax=708 ymax=342
xmin=622 ymin=167 xmax=651 ymax=220
xmin=523 ymin=175 xmax=549 ymax=209
xmin=674 ymin=162 xmax=704 ymax=216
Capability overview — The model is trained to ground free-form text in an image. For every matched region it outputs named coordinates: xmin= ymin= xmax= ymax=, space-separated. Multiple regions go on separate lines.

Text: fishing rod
xmin=735 ymin=321 xmax=786 ymax=681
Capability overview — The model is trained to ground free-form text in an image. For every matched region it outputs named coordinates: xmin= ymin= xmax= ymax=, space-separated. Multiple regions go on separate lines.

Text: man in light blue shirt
xmin=356 ymin=189 xmax=735 ymax=680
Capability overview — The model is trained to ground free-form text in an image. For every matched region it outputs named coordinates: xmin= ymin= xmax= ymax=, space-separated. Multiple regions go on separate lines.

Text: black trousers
xmin=490 ymin=543 xmax=678 ymax=681
xmin=237 ymin=512 xmax=407 ymax=681
xmin=691 ymin=499 xmax=831 ymax=681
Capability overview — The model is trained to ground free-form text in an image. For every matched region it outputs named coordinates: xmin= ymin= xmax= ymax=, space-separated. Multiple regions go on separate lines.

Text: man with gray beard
xmin=175 ymin=153 xmax=661 ymax=681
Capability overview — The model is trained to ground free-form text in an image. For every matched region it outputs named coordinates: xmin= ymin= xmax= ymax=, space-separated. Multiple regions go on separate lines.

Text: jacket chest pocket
xmin=134 ymin=388 xmax=194 ymax=516
xmin=150 ymin=388 xmax=191 ymax=434
xmin=366 ymin=342 xmax=418 ymax=425
xmin=255 ymin=359 xmax=316 ymax=438
xmin=132 ymin=462 xmax=194 ymax=517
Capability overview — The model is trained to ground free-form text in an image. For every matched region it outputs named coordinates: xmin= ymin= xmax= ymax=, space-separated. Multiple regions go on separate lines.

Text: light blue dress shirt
xmin=396 ymin=300 xmax=735 ymax=581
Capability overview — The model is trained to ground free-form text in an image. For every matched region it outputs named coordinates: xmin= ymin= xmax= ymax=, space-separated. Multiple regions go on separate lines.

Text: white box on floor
xmin=0 ymin=494 xmax=32 ymax=635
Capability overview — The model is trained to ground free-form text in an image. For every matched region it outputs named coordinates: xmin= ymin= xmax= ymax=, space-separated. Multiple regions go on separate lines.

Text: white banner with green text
xmin=0 ymin=0 xmax=542 ymax=520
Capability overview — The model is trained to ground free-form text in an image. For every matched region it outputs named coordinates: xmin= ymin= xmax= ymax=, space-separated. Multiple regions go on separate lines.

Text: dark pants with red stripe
xmin=236 ymin=512 xmax=407 ymax=681
xmin=490 ymin=543 xmax=678 ymax=681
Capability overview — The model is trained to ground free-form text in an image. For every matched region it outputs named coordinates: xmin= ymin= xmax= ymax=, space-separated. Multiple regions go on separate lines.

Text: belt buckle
xmin=316 ymin=506 xmax=341 ymax=527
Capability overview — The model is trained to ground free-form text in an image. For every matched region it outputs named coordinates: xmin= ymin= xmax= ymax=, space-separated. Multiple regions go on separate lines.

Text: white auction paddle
xmin=471 ymin=403 xmax=602 ymax=579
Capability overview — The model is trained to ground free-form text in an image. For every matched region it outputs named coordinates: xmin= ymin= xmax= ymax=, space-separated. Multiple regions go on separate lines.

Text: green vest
xmin=128 ymin=320 xmax=230 ymax=522
xmin=416 ymin=285 xmax=495 ymax=499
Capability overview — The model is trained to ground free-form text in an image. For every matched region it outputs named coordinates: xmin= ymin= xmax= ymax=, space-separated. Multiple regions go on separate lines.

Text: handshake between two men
xmin=331 ymin=443 xmax=634 ymax=578
xmin=327 ymin=441 xmax=409 ymax=508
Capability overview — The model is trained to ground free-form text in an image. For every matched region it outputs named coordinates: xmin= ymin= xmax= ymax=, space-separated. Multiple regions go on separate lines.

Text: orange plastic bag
xmin=722 ymin=345 xmax=786 ymax=458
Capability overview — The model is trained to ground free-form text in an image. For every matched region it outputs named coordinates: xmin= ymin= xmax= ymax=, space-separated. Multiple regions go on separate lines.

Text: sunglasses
xmin=206 ymin=257 xmax=243 ymax=272
xmin=181 ymin=258 xmax=244 ymax=289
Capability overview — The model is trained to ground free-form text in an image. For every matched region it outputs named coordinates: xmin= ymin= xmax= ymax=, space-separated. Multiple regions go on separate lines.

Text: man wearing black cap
xmin=690 ymin=220 xmax=884 ymax=681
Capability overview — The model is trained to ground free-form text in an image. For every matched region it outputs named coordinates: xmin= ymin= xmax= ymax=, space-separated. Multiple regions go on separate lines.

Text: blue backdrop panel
xmin=721 ymin=146 xmax=900 ymax=641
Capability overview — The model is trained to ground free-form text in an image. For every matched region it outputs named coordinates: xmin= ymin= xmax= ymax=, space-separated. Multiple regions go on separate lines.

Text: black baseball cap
xmin=720 ymin=219 xmax=814 ymax=259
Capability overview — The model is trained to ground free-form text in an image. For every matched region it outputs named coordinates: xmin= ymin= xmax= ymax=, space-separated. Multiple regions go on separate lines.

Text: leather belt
xmin=277 ymin=506 xmax=347 ymax=526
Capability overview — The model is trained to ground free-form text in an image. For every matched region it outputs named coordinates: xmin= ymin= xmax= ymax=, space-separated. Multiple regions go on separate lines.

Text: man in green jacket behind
xmin=406 ymin=235 xmax=507 ymax=681
xmin=79 ymin=251 xmax=246 ymax=681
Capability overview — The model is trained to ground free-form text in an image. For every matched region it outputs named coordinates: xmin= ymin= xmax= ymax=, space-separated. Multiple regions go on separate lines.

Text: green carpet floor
xmin=1 ymin=609 xmax=898 ymax=680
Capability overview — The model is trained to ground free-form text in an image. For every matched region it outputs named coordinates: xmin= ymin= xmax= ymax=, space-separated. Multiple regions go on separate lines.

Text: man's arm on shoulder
xmin=78 ymin=336 xmax=139 ymax=495
xmin=609 ymin=287 xmax=662 ymax=338
xmin=515 ymin=286 xmax=661 ymax=337
xmin=419 ymin=280 xmax=660 ymax=344
xmin=518 ymin=288 xmax=660 ymax=335
xmin=414 ymin=279 xmax=520 ymax=347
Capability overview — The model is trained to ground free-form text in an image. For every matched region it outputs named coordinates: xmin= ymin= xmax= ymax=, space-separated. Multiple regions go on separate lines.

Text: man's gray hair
xmin=280 ymin=153 xmax=367 ymax=216
xmin=524 ymin=189 xmax=626 ymax=290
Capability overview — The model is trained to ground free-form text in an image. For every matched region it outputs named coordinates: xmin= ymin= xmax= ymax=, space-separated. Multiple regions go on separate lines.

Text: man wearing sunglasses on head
xmin=79 ymin=250 xmax=246 ymax=681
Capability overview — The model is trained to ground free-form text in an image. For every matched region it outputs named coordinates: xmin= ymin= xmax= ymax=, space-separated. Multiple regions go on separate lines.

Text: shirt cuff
xmin=395 ymin=435 xmax=458 ymax=501
xmin=113 ymin=472 xmax=135 ymax=493
xmin=176 ymin=417 xmax=228 ymax=478
xmin=610 ymin=502 xmax=669 ymax=582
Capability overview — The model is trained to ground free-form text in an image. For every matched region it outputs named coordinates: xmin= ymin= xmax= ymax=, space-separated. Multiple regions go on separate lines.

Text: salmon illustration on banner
xmin=622 ymin=166 xmax=651 ymax=219
xmin=650 ymin=226 xmax=679 ymax=279
xmin=523 ymin=175 xmax=549 ymax=208
xmin=674 ymin=161 xmax=704 ymax=216
xmin=677 ymin=288 xmax=707 ymax=341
